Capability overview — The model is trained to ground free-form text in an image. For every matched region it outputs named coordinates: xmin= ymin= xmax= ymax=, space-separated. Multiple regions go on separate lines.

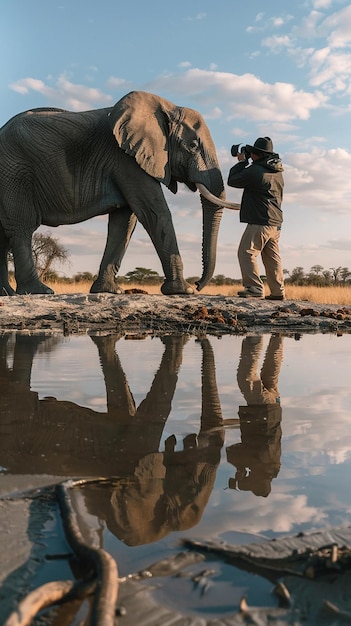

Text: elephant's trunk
xmin=196 ymin=192 xmax=224 ymax=292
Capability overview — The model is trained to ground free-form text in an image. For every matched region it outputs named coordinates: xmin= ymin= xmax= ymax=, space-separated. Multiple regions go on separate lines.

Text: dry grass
xmin=46 ymin=280 xmax=163 ymax=295
xmin=282 ymin=285 xmax=351 ymax=306
xmin=43 ymin=280 xmax=351 ymax=305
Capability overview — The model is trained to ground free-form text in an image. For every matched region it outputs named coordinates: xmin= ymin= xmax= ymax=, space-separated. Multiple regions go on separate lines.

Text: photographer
xmin=227 ymin=137 xmax=285 ymax=300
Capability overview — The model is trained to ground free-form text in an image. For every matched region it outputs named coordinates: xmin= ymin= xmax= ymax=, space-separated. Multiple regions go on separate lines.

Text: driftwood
xmin=113 ymin=526 xmax=351 ymax=626
xmin=4 ymin=492 xmax=351 ymax=626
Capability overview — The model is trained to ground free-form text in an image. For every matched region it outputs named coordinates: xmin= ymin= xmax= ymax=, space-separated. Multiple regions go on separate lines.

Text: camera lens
xmin=231 ymin=144 xmax=240 ymax=157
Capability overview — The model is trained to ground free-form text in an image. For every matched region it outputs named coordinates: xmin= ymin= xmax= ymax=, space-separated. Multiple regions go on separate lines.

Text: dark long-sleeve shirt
xmin=227 ymin=155 xmax=284 ymax=226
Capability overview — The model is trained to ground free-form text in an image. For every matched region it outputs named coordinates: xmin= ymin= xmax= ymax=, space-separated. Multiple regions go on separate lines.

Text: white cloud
xmin=286 ymin=46 xmax=316 ymax=69
xmin=246 ymin=11 xmax=270 ymax=33
xmin=321 ymin=4 xmax=351 ymax=47
xmin=267 ymin=5 xmax=351 ymax=96
xmin=9 ymin=65 xmax=328 ymax=129
xmin=10 ymin=74 xmax=113 ymax=111
xmin=312 ymin=0 xmax=333 ymax=8
xmin=309 ymin=47 xmax=351 ymax=91
xmin=10 ymin=77 xmax=56 ymax=98
xmin=203 ymin=106 xmax=222 ymax=120
xmin=284 ymin=148 xmax=351 ymax=213
xmin=248 ymin=12 xmax=293 ymax=34
xmin=272 ymin=17 xmax=285 ymax=27
xmin=282 ymin=396 xmax=351 ymax=469
xmin=324 ymin=237 xmax=351 ymax=251
xmin=148 ymin=69 xmax=328 ymax=123
xmin=201 ymin=492 xmax=326 ymax=536
xmin=262 ymin=34 xmax=294 ymax=51
xmin=106 ymin=76 xmax=131 ymax=90
xmin=183 ymin=12 xmax=206 ymax=22
xmin=270 ymin=14 xmax=294 ymax=29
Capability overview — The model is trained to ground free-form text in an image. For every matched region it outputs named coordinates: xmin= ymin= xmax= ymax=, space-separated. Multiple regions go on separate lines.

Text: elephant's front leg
xmin=136 ymin=189 xmax=193 ymax=295
xmin=150 ymin=217 xmax=194 ymax=296
xmin=111 ymin=152 xmax=193 ymax=295
xmin=90 ymin=333 xmax=136 ymax=418
xmin=90 ymin=207 xmax=137 ymax=294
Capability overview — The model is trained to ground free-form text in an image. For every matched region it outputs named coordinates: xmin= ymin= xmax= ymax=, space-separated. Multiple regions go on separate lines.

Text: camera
xmin=231 ymin=143 xmax=250 ymax=159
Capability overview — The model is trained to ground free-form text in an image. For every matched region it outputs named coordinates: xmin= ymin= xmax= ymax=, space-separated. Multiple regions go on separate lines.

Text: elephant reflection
xmin=0 ymin=332 xmax=224 ymax=544
xmin=226 ymin=334 xmax=283 ymax=497
xmin=78 ymin=337 xmax=224 ymax=546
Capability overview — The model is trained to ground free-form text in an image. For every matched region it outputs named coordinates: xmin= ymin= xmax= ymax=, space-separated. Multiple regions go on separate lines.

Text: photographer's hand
xmin=237 ymin=152 xmax=247 ymax=162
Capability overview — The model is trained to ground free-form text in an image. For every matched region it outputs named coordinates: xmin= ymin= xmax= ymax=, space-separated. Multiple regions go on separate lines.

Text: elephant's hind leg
xmin=0 ymin=223 xmax=16 ymax=295
xmin=11 ymin=232 xmax=54 ymax=295
xmin=90 ymin=208 xmax=137 ymax=294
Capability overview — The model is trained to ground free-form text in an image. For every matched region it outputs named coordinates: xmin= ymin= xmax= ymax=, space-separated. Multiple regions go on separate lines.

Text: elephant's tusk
xmin=196 ymin=184 xmax=241 ymax=211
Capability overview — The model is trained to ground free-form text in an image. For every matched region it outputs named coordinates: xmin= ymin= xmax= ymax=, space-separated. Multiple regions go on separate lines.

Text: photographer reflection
xmin=80 ymin=337 xmax=224 ymax=546
xmin=226 ymin=334 xmax=283 ymax=497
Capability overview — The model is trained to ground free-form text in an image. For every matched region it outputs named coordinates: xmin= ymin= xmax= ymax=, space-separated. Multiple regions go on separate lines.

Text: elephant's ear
xmin=109 ymin=91 xmax=172 ymax=187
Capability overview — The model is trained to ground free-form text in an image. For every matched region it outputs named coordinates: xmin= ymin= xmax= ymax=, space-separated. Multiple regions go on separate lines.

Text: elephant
xmin=0 ymin=90 xmax=237 ymax=296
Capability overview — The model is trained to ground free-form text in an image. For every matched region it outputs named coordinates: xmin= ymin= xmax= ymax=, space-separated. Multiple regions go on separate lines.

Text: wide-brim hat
xmin=246 ymin=136 xmax=274 ymax=155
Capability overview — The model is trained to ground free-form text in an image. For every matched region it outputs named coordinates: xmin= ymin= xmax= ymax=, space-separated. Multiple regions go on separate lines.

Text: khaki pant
xmin=237 ymin=334 xmax=283 ymax=405
xmin=238 ymin=224 xmax=285 ymax=296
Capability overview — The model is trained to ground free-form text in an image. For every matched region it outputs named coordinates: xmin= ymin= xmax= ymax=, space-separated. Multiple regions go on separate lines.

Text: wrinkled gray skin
xmin=0 ymin=90 xmax=225 ymax=296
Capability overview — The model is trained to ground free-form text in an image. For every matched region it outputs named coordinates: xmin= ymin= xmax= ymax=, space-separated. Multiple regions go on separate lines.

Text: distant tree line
xmin=119 ymin=266 xmax=351 ymax=288
xmin=7 ymin=233 xmax=351 ymax=288
xmin=117 ymin=269 xmax=241 ymax=286
xmin=284 ymin=265 xmax=351 ymax=286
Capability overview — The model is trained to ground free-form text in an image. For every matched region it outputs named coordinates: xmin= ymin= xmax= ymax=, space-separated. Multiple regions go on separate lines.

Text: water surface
xmin=1 ymin=330 xmax=351 ymax=616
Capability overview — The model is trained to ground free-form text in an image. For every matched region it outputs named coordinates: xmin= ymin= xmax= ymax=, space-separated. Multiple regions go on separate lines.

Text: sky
xmin=2 ymin=0 xmax=351 ymax=282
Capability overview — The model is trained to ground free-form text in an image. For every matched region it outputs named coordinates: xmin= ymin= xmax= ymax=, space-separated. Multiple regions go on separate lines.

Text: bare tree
xmin=9 ymin=231 xmax=69 ymax=281
xmin=330 ymin=266 xmax=342 ymax=284
xmin=322 ymin=270 xmax=332 ymax=285
xmin=32 ymin=232 xmax=69 ymax=280
xmin=340 ymin=267 xmax=351 ymax=285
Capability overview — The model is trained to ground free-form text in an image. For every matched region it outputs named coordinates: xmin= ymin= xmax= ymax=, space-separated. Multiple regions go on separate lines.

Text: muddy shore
xmin=1 ymin=292 xmax=351 ymax=335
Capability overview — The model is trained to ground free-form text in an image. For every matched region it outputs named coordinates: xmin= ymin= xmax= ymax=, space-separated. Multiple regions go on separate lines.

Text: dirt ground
xmin=1 ymin=292 xmax=351 ymax=335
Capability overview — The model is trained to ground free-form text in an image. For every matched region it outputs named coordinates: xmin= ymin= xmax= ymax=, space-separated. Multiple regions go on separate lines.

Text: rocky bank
xmin=1 ymin=292 xmax=351 ymax=335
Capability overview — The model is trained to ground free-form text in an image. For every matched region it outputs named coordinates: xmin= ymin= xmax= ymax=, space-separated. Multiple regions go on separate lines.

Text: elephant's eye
xmin=188 ymin=139 xmax=199 ymax=153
